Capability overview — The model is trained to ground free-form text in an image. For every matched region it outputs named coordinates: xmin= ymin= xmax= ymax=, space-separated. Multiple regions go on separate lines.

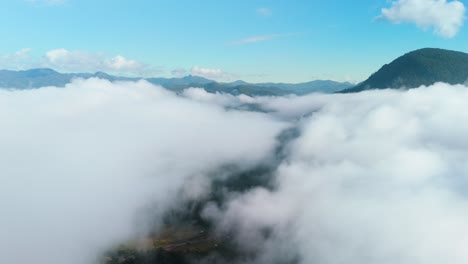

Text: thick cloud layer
xmin=4 ymin=80 xmax=468 ymax=264
xmin=0 ymin=79 xmax=285 ymax=264
xmin=201 ymin=83 xmax=468 ymax=264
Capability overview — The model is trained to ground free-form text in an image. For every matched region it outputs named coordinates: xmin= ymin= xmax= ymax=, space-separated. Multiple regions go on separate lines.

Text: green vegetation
xmin=344 ymin=48 xmax=468 ymax=93
xmin=102 ymin=225 xmax=233 ymax=264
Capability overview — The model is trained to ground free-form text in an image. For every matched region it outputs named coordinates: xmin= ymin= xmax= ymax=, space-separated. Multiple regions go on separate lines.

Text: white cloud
xmin=230 ymin=34 xmax=282 ymax=45
xmin=171 ymin=67 xmax=188 ymax=77
xmin=257 ymin=7 xmax=272 ymax=16
xmin=5 ymin=77 xmax=468 ymax=264
xmin=381 ymin=0 xmax=466 ymax=38
xmin=13 ymin=48 xmax=32 ymax=57
xmin=198 ymin=83 xmax=468 ymax=264
xmin=0 ymin=48 xmax=33 ymax=69
xmin=25 ymin=0 xmax=65 ymax=5
xmin=174 ymin=66 xmax=240 ymax=80
xmin=43 ymin=49 xmax=155 ymax=76
xmin=104 ymin=55 xmax=144 ymax=71
xmin=190 ymin=66 xmax=237 ymax=81
xmin=0 ymin=78 xmax=285 ymax=264
xmin=182 ymin=87 xmax=256 ymax=107
xmin=0 ymin=49 xmax=159 ymax=76
xmin=229 ymin=33 xmax=298 ymax=45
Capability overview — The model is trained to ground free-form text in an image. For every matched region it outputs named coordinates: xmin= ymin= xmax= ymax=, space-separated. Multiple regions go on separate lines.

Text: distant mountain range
xmin=344 ymin=48 xmax=468 ymax=93
xmin=3 ymin=47 xmax=465 ymax=95
xmin=0 ymin=68 xmax=353 ymax=96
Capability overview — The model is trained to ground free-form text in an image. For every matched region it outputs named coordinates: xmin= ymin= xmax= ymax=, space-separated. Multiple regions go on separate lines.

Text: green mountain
xmin=0 ymin=69 xmax=352 ymax=96
xmin=343 ymin=48 xmax=468 ymax=93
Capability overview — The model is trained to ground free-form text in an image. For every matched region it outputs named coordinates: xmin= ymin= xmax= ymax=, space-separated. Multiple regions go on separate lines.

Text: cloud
xmin=381 ymin=0 xmax=466 ymax=38
xmin=0 ymin=49 xmax=160 ymax=76
xmin=190 ymin=66 xmax=237 ymax=81
xmin=182 ymin=87 xmax=256 ymax=107
xmin=257 ymin=7 xmax=272 ymax=16
xmin=105 ymin=55 xmax=144 ymax=71
xmin=230 ymin=34 xmax=281 ymax=45
xmin=202 ymin=83 xmax=468 ymax=264
xmin=0 ymin=48 xmax=33 ymax=69
xmin=229 ymin=33 xmax=297 ymax=45
xmin=0 ymin=78 xmax=285 ymax=264
xmin=169 ymin=66 xmax=237 ymax=80
xmin=171 ymin=67 xmax=188 ymax=77
xmin=5 ymin=78 xmax=468 ymax=264
xmin=42 ymin=49 xmax=157 ymax=76
xmin=25 ymin=0 xmax=65 ymax=5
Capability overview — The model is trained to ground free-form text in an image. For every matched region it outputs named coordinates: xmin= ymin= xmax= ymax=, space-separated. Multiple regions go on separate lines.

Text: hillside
xmin=0 ymin=68 xmax=137 ymax=89
xmin=0 ymin=69 xmax=352 ymax=95
xmin=242 ymin=80 xmax=353 ymax=95
xmin=344 ymin=48 xmax=468 ymax=93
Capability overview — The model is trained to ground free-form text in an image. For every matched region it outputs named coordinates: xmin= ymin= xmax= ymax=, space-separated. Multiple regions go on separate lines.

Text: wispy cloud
xmin=41 ymin=49 xmax=157 ymax=76
xmin=229 ymin=33 xmax=297 ymax=45
xmin=171 ymin=68 xmax=188 ymax=77
xmin=25 ymin=0 xmax=65 ymax=5
xmin=0 ymin=48 xmax=34 ymax=70
xmin=171 ymin=66 xmax=237 ymax=81
xmin=256 ymin=7 xmax=272 ymax=16
xmin=191 ymin=66 xmax=237 ymax=81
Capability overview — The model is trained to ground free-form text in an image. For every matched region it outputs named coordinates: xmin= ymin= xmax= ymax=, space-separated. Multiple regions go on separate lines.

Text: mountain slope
xmin=146 ymin=75 xmax=214 ymax=89
xmin=0 ymin=69 xmax=72 ymax=88
xmin=241 ymin=80 xmax=353 ymax=94
xmin=344 ymin=48 xmax=468 ymax=93
xmin=0 ymin=69 xmax=352 ymax=95
xmin=0 ymin=69 xmax=137 ymax=89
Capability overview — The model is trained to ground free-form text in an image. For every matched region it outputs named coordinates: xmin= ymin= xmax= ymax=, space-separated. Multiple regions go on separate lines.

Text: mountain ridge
xmin=0 ymin=68 xmax=353 ymax=96
xmin=343 ymin=48 xmax=468 ymax=93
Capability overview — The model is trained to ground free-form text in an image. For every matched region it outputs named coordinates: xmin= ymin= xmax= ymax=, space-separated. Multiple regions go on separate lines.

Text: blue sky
xmin=0 ymin=0 xmax=467 ymax=83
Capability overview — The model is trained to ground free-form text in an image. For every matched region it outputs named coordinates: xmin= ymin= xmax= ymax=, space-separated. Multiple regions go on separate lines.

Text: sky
xmin=0 ymin=0 xmax=467 ymax=83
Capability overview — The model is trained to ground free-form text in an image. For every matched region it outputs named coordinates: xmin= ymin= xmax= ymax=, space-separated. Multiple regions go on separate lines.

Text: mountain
xmin=0 ymin=68 xmax=352 ymax=95
xmin=145 ymin=77 xmax=352 ymax=95
xmin=0 ymin=68 xmax=72 ymax=88
xmin=0 ymin=68 xmax=137 ymax=89
xmin=344 ymin=48 xmax=468 ymax=93
xmin=146 ymin=75 xmax=214 ymax=89
xmin=246 ymin=80 xmax=354 ymax=95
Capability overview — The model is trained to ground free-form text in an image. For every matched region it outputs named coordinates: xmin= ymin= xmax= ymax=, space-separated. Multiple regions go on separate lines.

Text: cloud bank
xmin=4 ymin=80 xmax=468 ymax=264
xmin=381 ymin=0 xmax=466 ymax=38
xmin=201 ymin=83 xmax=468 ymax=264
xmin=0 ymin=79 xmax=285 ymax=264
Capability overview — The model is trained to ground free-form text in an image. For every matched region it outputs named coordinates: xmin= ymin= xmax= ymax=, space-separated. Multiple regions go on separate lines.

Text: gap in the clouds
xmin=102 ymin=126 xmax=302 ymax=264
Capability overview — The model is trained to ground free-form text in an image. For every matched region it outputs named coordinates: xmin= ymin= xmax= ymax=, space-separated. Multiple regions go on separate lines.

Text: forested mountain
xmin=343 ymin=48 xmax=468 ymax=93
